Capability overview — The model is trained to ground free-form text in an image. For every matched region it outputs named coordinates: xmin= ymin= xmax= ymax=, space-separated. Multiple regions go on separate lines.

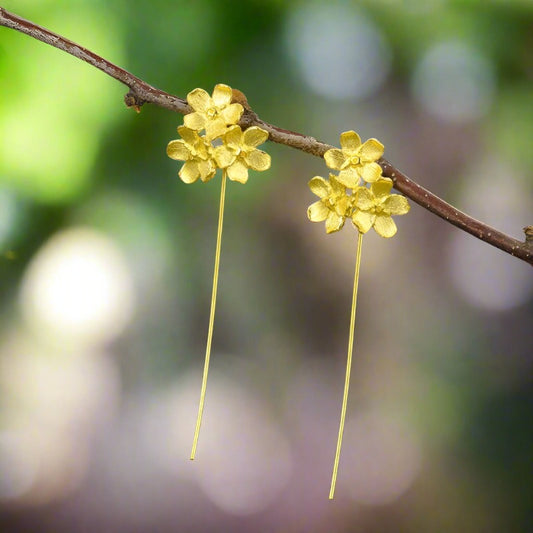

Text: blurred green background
xmin=1 ymin=0 xmax=532 ymax=531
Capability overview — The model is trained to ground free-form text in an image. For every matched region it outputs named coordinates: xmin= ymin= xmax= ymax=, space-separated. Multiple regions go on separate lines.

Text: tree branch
xmin=1 ymin=7 xmax=532 ymax=265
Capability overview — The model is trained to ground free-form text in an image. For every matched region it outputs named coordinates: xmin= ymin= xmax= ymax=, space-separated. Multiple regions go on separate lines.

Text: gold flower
xmin=307 ymin=174 xmax=353 ymax=234
xmin=184 ymin=83 xmax=244 ymax=140
xmin=324 ymin=130 xmax=384 ymax=187
xmin=351 ymin=178 xmax=410 ymax=238
xmin=213 ymin=125 xmax=271 ymax=183
xmin=166 ymin=126 xmax=217 ymax=183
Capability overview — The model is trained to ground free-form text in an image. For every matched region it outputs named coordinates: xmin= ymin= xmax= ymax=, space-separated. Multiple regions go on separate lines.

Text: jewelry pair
xmin=167 ymin=84 xmax=410 ymax=498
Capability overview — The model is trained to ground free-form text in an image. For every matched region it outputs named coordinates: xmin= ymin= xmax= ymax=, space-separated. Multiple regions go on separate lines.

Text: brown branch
xmin=1 ymin=6 xmax=532 ymax=265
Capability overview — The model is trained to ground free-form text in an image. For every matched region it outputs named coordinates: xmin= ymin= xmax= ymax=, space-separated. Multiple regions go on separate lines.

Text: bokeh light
xmin=284 ymin=3 xmax=391 ymax=100
xmin=411 ymin=40 xmax=495 ymax=123
xmin=342 ymin=410 xmax=422 ymax=505
xmin=20 ymin=227 xmax=135 ymax=346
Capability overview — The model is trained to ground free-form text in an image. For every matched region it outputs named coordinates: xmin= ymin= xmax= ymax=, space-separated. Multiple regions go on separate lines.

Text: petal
xmin=383 ymin=194 xmax=410 ymax=215
xmin=245 ymin=150 xmax=271 ymax=171
xmin=179 ymin=161 xmax=199 ymax=183
xmin=213 ymin=145 xmax=236 ymax=168
xmin=339 ymin=130 xmax=362 ymax=152
xmin=360 ymin=162 xmax=382 ymax=183
xmin=334 ymin=195 xmax=352 ymax=216
xmin=373 ymin=215 xmax=397 ymax=238
xmin=329 ymin=174 xmax=347 ymax=195
xmin=243 ymin=126 xmax=269 ymax=147
xmin=359 ymin=138 xmax=384 ymax=162
xmin=325 ymin=211 xmax=345 ymax=234
xmin=220 ymin=103 xmax=244 ymax=125
xmin=223 ymin=124 xmax=243 ymax=147
xmin=308 ymin=176 xmax=330 ymax=199
xmin=354 ymin=187 xmax=374 ymax=210
xmin=352 ymin=210 xmax=374 ymax=234
xmin=227 ymin=160 xmax=249 ymax=183
xmin=336 ymin=169 xmax=360 ymax=188
xmin=198 ymin=160 xmax=216 ymax=182
xmin=307 ymin=200 xmax=329 ymax=222
xmin=177 ymin=125 xmax=198 ymax=144
xmin=184 ymin=112 xmax=207 ymax=131
xmin=187 ymin=88 xmax=211 ymax=113
xmin=324 ymin=149 xmax=346 ymax=171
xmin=167 ymin=139 xmax=191 ymax=161
xmin=371 ymin=178 xmax=393 ymax=199
xmin=212 ymin=84 xmax=233 ymax=107
xmin=205 ymin=118 xmax=228 ymax=140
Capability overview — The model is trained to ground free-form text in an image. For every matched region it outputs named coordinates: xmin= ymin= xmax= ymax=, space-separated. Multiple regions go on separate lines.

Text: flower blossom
xmin=351 ymin=178 xmax=410 ymax=238
xmin=166 ymin=126 xmax=217 ymax=183
xmin=184 ymin=84 xmax=244 ymax=140
xmin=307 ymin=174 xmax=353 ymax=234
xmin=213 ymin=125 xmax=271 ymax=183
xmin=324 ymin=130 xmax=384 ymax=187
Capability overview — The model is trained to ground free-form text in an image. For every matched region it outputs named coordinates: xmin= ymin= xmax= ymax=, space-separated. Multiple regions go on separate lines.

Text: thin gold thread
xmin=329 ymin=231 xmax=364 ymax=499
xmin=190 ymin=171 xmax=227 ymax=460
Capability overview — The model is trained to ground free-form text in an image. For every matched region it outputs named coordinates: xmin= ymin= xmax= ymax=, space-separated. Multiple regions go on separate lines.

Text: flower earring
xmin=307 ymin=131 xmax=410 ymax=498
xmin=167 ymin=84 xmax=271 ymax=459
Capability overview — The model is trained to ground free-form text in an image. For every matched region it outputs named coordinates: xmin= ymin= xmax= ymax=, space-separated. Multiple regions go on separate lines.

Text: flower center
xmin=206 ymin=107 xmax=217 ymax=119
xmin=349 ymin=155 xmax=361 ymax=166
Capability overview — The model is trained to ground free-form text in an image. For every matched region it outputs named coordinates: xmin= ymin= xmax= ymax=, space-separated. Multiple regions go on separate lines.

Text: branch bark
xmin=1 ymin=6 xmax=532 ymax=265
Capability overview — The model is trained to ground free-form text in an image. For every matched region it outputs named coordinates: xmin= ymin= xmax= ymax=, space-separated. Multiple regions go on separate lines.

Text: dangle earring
xmin=167 ymin=84 xmax=271 ymax=460
xmin=307 ymin=131 xmax=410 ymax=498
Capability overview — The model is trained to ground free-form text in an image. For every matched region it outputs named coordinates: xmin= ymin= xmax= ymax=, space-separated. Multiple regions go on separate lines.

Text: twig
xmin=1 ymin=6 xmax=531 ymax=265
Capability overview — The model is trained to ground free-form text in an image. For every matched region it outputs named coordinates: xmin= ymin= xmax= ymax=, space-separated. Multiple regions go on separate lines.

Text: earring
xmin=307 ymin=130 xmax=410 ymax=498
xmin=167 ymin=84 xmax=271 ymax=459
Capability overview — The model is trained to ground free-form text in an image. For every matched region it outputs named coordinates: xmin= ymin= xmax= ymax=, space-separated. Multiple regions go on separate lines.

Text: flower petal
xmin=360 ymin=162 xmax=382 ymax=183
xmin=213 ymin=145 xmax=236 ymax=168
xmin=245 ymin=150 xmax=271 ymax=171
xmin=307 ymin=200 xmax=329 ymax=222
xmin=184 ymin=112 xmax=207 ymax=131
xmin=340 ymin=130 xmax=362 ymax=152
xmin=227 ymin=160 xmax=249 ymax=183
xmin=177 ymin=126 xmax=198 ymax=144
xmin=371 ymin=178 xmax=393 ymax=199
xmin=383 ymin=194 xmax=410 ymax=215
xmin=243 ymin=126 xmax=269 ymax=147
xmin=360 ymin=138 xmax=384 ymax=162
xmin=198 ymin=160 xmax=216 ymax=182
xmin=179 ymin=161 xmax=200 ymax=183
xmin=205 ymin=117 xmax=228 ymax=140
xmin=329 ymin=174 xmax=347 ymax=195
xmin=220 ymin=103 xmax=244 ymax=125
xmin=167 ymin=139 xmax=191 ymax=161
xmin=373 ymin=215 xmax=397 ymax=238
xmin=212 ymin=84 xmax=233 ymax=107
xmin=354 ymin=187 xmax=374 ymax=210
xmin=308 ymin=176 xmax=330 ymax=199
xmin=223 ymin=124 xmax=243 ymax=147
xmin=324 ymin=149 xmax=346 ymax=171
xmin=325 ymin=211 xmax=344 ymax=233
xmin=336 ymin=169 xmax=359 ymax=188
xmin=334 ymin=195 xmax=352 ymax=217
xmin=187 ymin=88 xmax=211 ymax=113
xmin=352 ymin=210 xmax=374 ymax=234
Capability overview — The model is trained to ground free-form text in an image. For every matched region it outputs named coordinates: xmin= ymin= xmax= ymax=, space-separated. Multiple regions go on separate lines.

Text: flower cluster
xmin=308 ymin=131 xmax=410 ymax=238
xmin=167 ymin=84 xmax=271 ymax=184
